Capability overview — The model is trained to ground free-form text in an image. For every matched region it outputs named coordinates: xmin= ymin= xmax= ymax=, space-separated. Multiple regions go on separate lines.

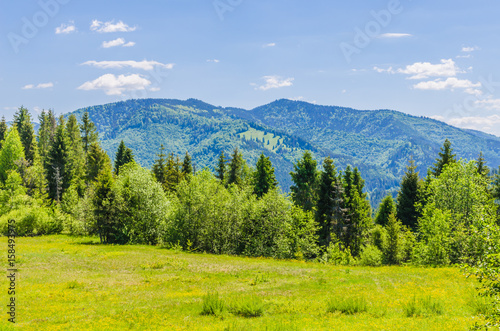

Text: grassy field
xmin=0 ymin=235 xmax=487 ymax=330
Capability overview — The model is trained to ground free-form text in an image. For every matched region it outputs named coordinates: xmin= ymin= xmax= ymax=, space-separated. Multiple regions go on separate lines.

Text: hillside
xmin=70 ymin=98 xmax=500 ymax=207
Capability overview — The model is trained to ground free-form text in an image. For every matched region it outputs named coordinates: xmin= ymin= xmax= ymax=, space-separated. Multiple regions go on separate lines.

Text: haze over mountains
xmin=69 ymin=98 xmax=500 ymax=207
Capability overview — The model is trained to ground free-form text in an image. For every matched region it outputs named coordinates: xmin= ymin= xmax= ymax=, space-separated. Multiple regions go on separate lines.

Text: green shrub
xmin=230 ymin=296 xmax=265 ymax=317
xmin=201 ymin=291 xmax=226 ymax=316
xmin=327 ymin=296 xmax=368 ymax=315
xmin=359 ymin=245 xmax=383 ymax=266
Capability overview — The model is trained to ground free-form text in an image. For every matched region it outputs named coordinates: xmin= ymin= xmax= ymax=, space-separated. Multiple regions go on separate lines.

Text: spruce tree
xmin=114 ymin=140 xmax=134 ymax=175
xmin=431 ymin=139 xmax=456 ymax=177
xmin=80 ymin=112 xmax=98 ymax=154
xmin=476 ymin=151 xmax=489 ymax=177
xmin=152 ymin=144 xmax=168 ymax=188
xmin=290 ymin=151 xmax=318 ymax=212
xmin=182 ymin=151 xmax=194 ymax=176
xmin=164 ymin=153 xmax=182 ymax=191
xmin=316 ymin=157 xmax=342 ymax=246
xmin=0 ymin=116 xmax=7 ymax=149
xmin=37 ymin=110 xmax=57 ymax=167
xmin=13 ymin=106 xmax=37 ymax=164
xmin=375 ymin=195 xmax=396 ymax=227
xmin=65 ymin=114 xmax=85 ymax=189
xmin=0 ymin=127 xmax=25 ymax=183
xmin=215 ymin=151 xmax=227 ymax=182
xmin=46 ymin=117 xmax=69 ymax=201
xmin=253 ymin=153 xmax=278 ymax=198
xmin=86 ymin=142 xmax=111 ymax=183
xmin=384 ymin=212 xmax=403 ymax=265
xmin=396 ymin=158 xmax=421 ymax=230
xmin=227 ymin=148 xmax=244 ymax=187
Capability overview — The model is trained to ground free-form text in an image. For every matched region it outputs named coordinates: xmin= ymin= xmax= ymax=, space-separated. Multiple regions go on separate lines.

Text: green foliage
xmin=80 ymin=111 xmax=98 ymax=154
xmin=215 ymin=151 xmax=227 ymax=182
xmin=359 ymin=245 xmax=383 ymax=267
xmin=253 ymin=153 xmax=277 ymax=198
xmin=0 ymin=127 xmax=25 ymax=183
xmin=431 ymin=139 xmax=456 ymax=177
xmin=182 ymin=151 xmax=193 ymax=176
xmin=227 ymin=148 xmax=245 ymax=187
xmin=229 ymin=296 xmax=265 ymax=318
xmin=114 ymin=140 xmax=135 ymax=175
xmin=290 ymin=150 xmax=318 ymax=212
xmin=396 ymin=158 xmax=421 ymax=230
xmin=327 ymin=295 xmax=368 ymax=315
xmin=370 ymin=224 xmax=387 ymax=252
xmin=319 ymin=238 xmax=354 ymax=265
xmin=0 ymin=116 xmax=7 ymax=149
xmin=14 ymin=106 xmax=37 ymax=163
xmin=46 ymin=116 xmax=69 ymax=202
xmin=403 ymin=295 xmax=444 ymax=317
xmin=384 ymin=213 xmax=405 ymax=265
xmin=415 ymin=203 xmax=451 ymax=266
xmin=86 ymin=142 xmax=112 ymax=184
xmin=201 ymin=291 xmax=226 ymax=317
xmin=375 ymin=195 xmax=396 ymax=227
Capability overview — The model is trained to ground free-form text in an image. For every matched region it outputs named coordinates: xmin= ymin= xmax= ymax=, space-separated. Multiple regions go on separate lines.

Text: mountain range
xmin=69 ymin=98 xmax=500 ymax=208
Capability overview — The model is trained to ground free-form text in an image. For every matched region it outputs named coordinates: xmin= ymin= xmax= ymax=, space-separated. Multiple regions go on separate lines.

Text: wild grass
xmin=0 ymin=235 xmax=486 ymax=330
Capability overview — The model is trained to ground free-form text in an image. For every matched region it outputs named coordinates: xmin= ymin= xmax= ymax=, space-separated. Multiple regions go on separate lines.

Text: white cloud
xmin=462 ymin=46 xmax=479 ymax=53
xmin=429 ymin=115 xmax=445 ymax=122
xmin=78 ymin=74 xmax=151 ymax=95
xmin=263 ymin=43 xmax=276 ymax=47
xmin=398 ymin=59 xmax=462 ymax=79
xmin=101 ymin=38 xmax=136 ymax=48
xmin=90 ymin=20 xmax=136 ymax=33
xmin=456 ymin=54 xmax=472 ymax=59
xmin=150 ymin=87 xmax=161 ymax=92
xmin=207 ymin=59 xmax=220 ymax=63
xmin=81 ymin=60 xmax=174 ymax=71
xmin=413 ymin=77 xmax=481 ymax=94
xmin=22 ymin=82 xmax=54 ymax=89
xmin=379 ymin=33 xmax=412 ymax=39
xmin=448 ymin=115 xmax=500 ymax=136
xmin=55 ymin=22 xmax=76 ymax=34
xmin=475 ymin=97 xmax=500 ymax=111
xmin=255 ymin=76 xmax=294 ymax=91
xmin=373 ymin=66 xmax=395 ymax=74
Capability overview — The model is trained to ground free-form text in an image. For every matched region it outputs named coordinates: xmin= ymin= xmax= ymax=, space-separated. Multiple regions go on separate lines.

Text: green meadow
xmin=0 ymin=235 xmax=487 ymax=330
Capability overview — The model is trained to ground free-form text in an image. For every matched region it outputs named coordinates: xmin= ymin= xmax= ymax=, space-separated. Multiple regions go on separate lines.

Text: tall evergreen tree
xmin=65 ymin=114 xmax=86 ymax=190
xmin=431 ymin=139 xmax=456 ymax=177
xmin=227 ymin=148 xmax=244 ymax=187
xmin=152 ymin=144 xmax=168 ymax=189
xmin=316 ymin=157 xmax=342 ymax=246
xmin=290 ymin=151 xmax=318 ymax=212
xmin=46 ymin=117 xmax=69 ymax=202
xmin=375 ymin=195 xmax=396 ymax=227
xmin=86 ymin=142 xmax=111 ymax=183
xmin=0 ymin=127 xmax=25 ymax=183
xmin=476 ymin=151 xmax=489 ymax=177
xmin=384 ymin=213 xmax=404 ymax=265
xmin=0 ymin=116 xmax=7 ymax=149
xmin=114 ymin=140 xmax=134 ymax=175
xmin=396 ymin=158 xmax=421 ymax=230
xmin=37 ymin=110 xmax=57 ymax=167
xmin=164 ymin=153 xmax=182 ymax=191
xmin=182 ymin=151 xmax=194 ymax=177
xmin=80 ymin=112 xmax=98 ymax=154
xmin=215 ymin=151 xmax=227 ymax=182
xmin=253 ymin=153 xmax=278 ymax=198
xmin=13 ymin=106 xmax=37 ymax=164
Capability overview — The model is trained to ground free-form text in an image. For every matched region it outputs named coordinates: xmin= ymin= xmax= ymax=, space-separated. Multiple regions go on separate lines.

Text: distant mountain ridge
xmin=69 ymin=98 xmax=500 ymax=207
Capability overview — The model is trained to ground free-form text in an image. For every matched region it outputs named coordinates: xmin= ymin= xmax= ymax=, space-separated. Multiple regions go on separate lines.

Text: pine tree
xmin=290 ymin=151 xmax=318 ymax=212
xmin=86 ymin=142 xmax=112 ymax=183
xmin=431 ymin=139 xmax=456 ymax=177
xmin=396 ymin=158 xmax=421 ymax=230
xmin=253 ymin=153 xmax=278 ymax=198
xmin=215 ymin=151 xmax=227 ymax=182
xmin=227 ymin=148 xmax=244 ymax=187
xmin=65 ymin=114 xmax=85 ymax=190
xmin=46 ymin=117 xmax=69 ymax=202
xmin=375 ymin=195 xmax=396 ymax=227
xmin=93 ymin=167 xmax=121 ymax=244
xmin=0 ymin=116 xmax=7 ymax=149
xmin=13 ymin=106 xmax=37 ymax=164
xmin=164 ymin=153 xmax=182 ymax=191
xmin=384 ymin=213 xmax=403 ymax=265
xmin=182 ymin=151 xmax=194 ymax=177
xmin=152 ymin=145 xmax=168 ymax=189
xmin=0 ymin=127 xmax=25 ymax=183
xmin=476 ymin=151 xmax=489 ymax=177
xmin=316 ymin=157 xmax=342 ymax=246
xmin=114 ymin=140 xmax=134 ymax=175
xmin=80 ymin=112 xmax=98 ymax=154
xmin=37 ymin=110 xmax=57 ymax=167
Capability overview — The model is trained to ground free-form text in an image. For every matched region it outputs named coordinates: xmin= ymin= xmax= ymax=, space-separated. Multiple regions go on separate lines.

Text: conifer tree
xmin=476 ymin=151 xmax=489 ymax=177
xmin=114 ymin=140 xmax=134 ymax=175
xmin=253 ymin=153 xmax=277 ymax=198
xmin=65 ymin=114 xmax=85 ymax=190
xmin=37 ymin=110 xmax=57 ymax=167
xmin=93 ymin=167 xmax=122 ymax=244
xmin=164 ymin=153 xmax=182 ymax=191
xmin=227 ymin=148 xmax=244 ymax=187
xmin=46 ymin=117 xmax=69 ymax=201
xmin=215 ymin=151 xmax=227 ymax=182
xmin=384 ymin=212 xmax=403 ymax=265
xmin=0 ymin=127 xmax=25 ymax=183
xmin=80 ymin=112 xmax=98 ymax=154
xmin=152 ymin=144 xmax=168 ymax=188
xmin=0 ymin=116 xmax=7 ymax=149
xmin=182 ymin=151 xmax=194 ymax=177
xmin=431 ymin=139 xmax=456 ymax=177
xmin=13 ymin=106 xmax=37 ymax=164
xmin=375 ymin=195 xmax=396 ymax=227
xmin=316 ymin=157 xmax=342 ymax=246
xmin=86 ymin=142 xmax=111 ymax=183
xmin=396 ymin=158 xmax=421 ymax=230
xmin=290 ymin=150 xmax=318 ymax=212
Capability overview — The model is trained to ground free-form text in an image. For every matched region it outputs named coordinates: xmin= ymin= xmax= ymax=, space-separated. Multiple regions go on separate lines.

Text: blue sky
xmin=2 ymin=0 xmax=500 ymax=135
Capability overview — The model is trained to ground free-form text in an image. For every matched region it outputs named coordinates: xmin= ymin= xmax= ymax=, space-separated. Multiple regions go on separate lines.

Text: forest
xmin=1 ymin=106 xmax=500 ymax=326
